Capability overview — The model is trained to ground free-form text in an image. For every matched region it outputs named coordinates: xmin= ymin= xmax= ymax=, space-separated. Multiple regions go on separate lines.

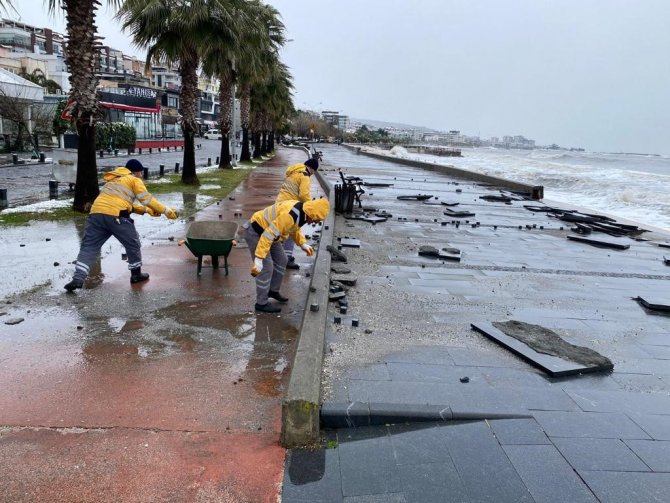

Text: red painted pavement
xmin=0 ymin=147 xmax=320 ymax=502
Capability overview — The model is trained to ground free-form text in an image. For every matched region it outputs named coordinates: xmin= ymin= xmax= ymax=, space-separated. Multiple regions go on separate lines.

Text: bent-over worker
xmin=64 ymin=159 xmax=177 ymax=291
xmin=244 ymin=198 xmax=330 ymax=313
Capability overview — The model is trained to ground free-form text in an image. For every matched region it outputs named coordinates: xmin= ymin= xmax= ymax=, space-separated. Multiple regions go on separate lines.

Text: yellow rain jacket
xmin=90 ymin=167 xmax=167 ymax=217
xmin=249 ymin=199 xmax=330 ymax=259
xmin=275 ymin=163 xmax=312 ymax=204
xmin=250 ymin=200 xmax=308 ymax=259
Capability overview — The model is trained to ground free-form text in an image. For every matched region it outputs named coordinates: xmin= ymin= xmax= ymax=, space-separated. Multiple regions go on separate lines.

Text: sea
xmin=382 ymin=146 xmax=670 ymax=233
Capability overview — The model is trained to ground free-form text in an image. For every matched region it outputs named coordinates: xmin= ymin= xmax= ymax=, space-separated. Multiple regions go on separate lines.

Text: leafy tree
xmin=119 ymin=0 xmax=242 ymax=184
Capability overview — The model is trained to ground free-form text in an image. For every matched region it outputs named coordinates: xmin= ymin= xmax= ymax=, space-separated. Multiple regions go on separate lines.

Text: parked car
xmin=203 ymin=129 xmax=223 ymax=140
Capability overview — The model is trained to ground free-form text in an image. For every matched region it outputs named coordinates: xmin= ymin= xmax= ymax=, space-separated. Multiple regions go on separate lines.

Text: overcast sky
xmin=12 ymin=0 xmax=670 ymax=154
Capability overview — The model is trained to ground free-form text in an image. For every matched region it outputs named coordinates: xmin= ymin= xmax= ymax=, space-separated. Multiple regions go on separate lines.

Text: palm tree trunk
xmin=218 ymin=74 xmax=233 ymax=168
xmin=252 ymin=130 xmax=262 ymax=159
xmin=260 ymin=131 xmax=267 ymax=156
xmin=65 ymin=0 xmax=101 ymax=212
xmin=239 ymin=86 xmax=251 ymax=162
xmin=180 ymin=49 xmax=199 ymax=184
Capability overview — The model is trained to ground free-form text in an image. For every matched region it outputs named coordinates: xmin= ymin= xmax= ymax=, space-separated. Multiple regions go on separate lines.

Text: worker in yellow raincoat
xmin=243 ymin=198 xmax=329 ymax=313
xmin=64 ymin=159 xmax=177 ymax=292
xmin=275 ymin=157 xmax=319 ymax=270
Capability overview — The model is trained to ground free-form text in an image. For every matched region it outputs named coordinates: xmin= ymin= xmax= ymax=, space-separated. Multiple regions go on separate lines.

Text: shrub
xmin=96 ymin=122 xmax=136 ymax=150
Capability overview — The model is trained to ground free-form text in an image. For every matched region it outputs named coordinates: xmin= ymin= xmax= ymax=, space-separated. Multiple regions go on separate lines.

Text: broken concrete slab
xmin=471 ymin=321 xmax=613 ymax=377
xmin=328 ymin=291 xmax=347 ymax=301
xmin=397 ymin=194 xmax=433 ymax=201
xmin=633 ymin=296 xmax=670 ymax=313
xmin=443 ymin=209 xmax=476 ymax=218
xmin=339 ymin=238 xmax=361 ymax=248
xmin=4 ymin=317 xmax=25 ymax=325
xmin=326 ymin=245 xmax=348 ymax=262
xmin=441 ymin=201 xmax=460 ymax=207
xmin=331 ymin=275 xmax=357 ymax=286
xmin=566 ymin=235 xmax=630 ymax=250
xmin=362 ymin=216 xmax=387 ymax=224
xmin=331 ymin=265 xmax=352 ymax=274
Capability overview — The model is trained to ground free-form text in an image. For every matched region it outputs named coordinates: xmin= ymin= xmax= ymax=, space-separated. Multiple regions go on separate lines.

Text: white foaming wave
xmin=407 ymin=148 xmax=670 ymax=232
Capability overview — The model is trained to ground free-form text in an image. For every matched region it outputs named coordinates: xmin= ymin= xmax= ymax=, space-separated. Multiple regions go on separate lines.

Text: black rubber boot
xmin=64 ymin=279 xmax=83 ymax=292
xmin=255 ymin=302 xmax=281 ymax=313
xmin=268 ymin=290 xmax=289 ymax=303
xmin=130 ymin=267 xmax=150 ymax=284
xmin=286 ymin=257 xmax=300 ymax=270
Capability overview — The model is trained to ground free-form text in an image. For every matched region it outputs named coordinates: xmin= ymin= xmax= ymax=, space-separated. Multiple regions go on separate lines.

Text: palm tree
xmin=19 ymin=68 xmax=62 ymax=94
xmin=47 ymin=0 xmax=111 ymax=211
xmin=236 ymin=0 xmax=285 ymax=163
xmin=119 ymin=0 xmax=241 ymax=184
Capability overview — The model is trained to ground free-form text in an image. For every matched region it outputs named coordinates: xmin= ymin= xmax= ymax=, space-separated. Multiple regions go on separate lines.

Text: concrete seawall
xmin=343 ymin=143 xmax=544 ymax=200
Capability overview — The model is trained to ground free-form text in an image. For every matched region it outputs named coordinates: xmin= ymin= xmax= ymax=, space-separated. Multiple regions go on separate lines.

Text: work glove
xmin=146 ymin=207 xmax=160 ymax=217
xmin=301 ymin=243 xmax=314 ymax=257
xmin=251 ymin=257 xmax=264 ymax=277
xmin=164 ymin=208 xmax=178 ymax=220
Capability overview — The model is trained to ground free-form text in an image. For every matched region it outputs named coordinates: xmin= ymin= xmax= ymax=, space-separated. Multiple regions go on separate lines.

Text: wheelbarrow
xmin=183 ymin=221 xmax=238 ymax=275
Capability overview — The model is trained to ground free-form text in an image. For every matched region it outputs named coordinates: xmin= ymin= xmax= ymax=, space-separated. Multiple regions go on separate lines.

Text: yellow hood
xmin=103 ymin=167 xmax=133 ymax=181
xmin=285 ymin=163 xmax=307 ymax=177
xmin=303 ymin=198 xmax=330 ymax=221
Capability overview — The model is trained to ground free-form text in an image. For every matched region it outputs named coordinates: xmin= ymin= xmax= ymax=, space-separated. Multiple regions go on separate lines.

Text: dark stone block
xmin=503 ymin=445 xmax=599 ymax=503
xmin=489 ymin=418 xmax=551 ymax=445
xmin=579 ymin=471 xmax=670 ymax=503
xmin=471 ymin=322 xmax=613 ymax=377
xmin=552 ymin=437 xmax=650 ymax=471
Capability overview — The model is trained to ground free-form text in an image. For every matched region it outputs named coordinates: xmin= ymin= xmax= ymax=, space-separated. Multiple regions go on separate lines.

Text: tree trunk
xmin=252 ymin=131 xmax=262 ymax=159
xmin=180 ymin=50 xmax=200 ymax=185
xmin=268 ymin=129 xmax=275 ymax=152
xmin=260 ymin=131 xmax=267 ymax=156
xmin=218 ymin=73 xmax=233 ymax=168
xmin=73 ymin=121 xmax=99 ymax=212
xmin=240 ymin=128 xmax=251 ymax=162
xmin=219 ymin=134 xmax=232 ymax=169
xmin=64 ymin=0 xmax=102 ymax=211
xmin=239 ymin=86 xmax=251 ymax=163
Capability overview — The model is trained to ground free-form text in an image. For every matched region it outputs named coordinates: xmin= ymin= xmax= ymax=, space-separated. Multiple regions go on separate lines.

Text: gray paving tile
xmin=549 ymin=372 xmax=623 ymax=391
xmin=343 ymin=494 xmax=406 ymax=503
xmin=398 ymin=462 xmax=469 ymax=503
xmin=441 ymin=421 xmax=534 ymax=502
xmin=387 ymin=423 xmax=453 ymax=465
xmin=386 ymin=362 xmax=485 ymax=384
xmin=346 ymin=379 xmax=461 ymax=405
xmin=447 ymin=346 xmax=527 ymax=368
xmin=345 ymin=363 xmax=392 ymax=381
xmin=551 ymin=437 xmax=651 ymax=471
xmin=480 ymin=366 xmax=552 ymax=388
xmin=628 ymin=413 xmax=670 ymax=440
xmin=624 ymin=439 xmax=670 ymax=472
xmin=611 ymin=373 xmax=670 ymax=394
xmin=533 ymin=411 xmax=651 ymax=439
xmin=383 ymin=346 xmax=459 ymax=365
xmin=567 ymin=389 xmax=670 ymax=415
xmin=282 ymin=448 xmax=343 ymax=503
xmin=503 ymin=445 xmax=598 ymax=503
xmin=579 ymin=470 xmax=670 ymax=503
xmin=338 ymin=429 xmax=402 ymax=497
xmin=489 ymin=418 xmax=551 ymax=445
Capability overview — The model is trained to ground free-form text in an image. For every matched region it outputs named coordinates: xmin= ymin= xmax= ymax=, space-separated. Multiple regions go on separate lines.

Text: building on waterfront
xmin=321 ymin=110 xmax=349 ymax=131
xmin=0 ymin=17 xmax=245 ymax=149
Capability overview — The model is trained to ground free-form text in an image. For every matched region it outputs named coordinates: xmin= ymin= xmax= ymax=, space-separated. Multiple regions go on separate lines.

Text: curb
xmin=321 ymin=401 xmax=532 ymax=428
xmin=280 ymin=168 xmax=335 ymax=448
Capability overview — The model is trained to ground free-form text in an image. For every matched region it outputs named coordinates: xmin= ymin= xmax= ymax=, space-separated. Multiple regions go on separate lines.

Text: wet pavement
xmin=0 ymin=140 xmax=224 ymax=206
xmin=4 ymin=142 xmax=670 ymax=502
xmin=281 ymin=144 xmax=670 ymax=502
xmin=0 ymin=147 xmax=324 ymax=502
